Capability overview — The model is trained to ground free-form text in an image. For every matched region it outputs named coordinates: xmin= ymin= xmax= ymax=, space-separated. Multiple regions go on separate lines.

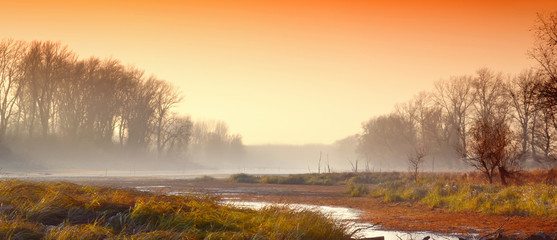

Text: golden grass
xmin=0 ymin=180 xmax=350 ymax=240
xmin=370 ymin=178 xmax=557 ymax=217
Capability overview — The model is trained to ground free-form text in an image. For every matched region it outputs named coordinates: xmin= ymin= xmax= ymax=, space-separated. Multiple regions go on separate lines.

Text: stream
xmin=224 ymin=200 xmax=461 ymax=240
xmin=134 ymin=185 xmax=465 ymax=240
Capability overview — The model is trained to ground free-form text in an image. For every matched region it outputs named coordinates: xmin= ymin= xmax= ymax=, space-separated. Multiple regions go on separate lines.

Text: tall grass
xmin=232 ymin=171 xmax=557 ymax=217
xmin=0 ymin=180 xmax=351 ymax=239
xmin=233 ymin=172 xmax=407 ymax=186
xmin=370 ymin=179 xmax=557 ymax=217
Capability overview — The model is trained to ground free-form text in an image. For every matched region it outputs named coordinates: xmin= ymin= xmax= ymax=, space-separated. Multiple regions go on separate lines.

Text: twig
xmin=478 ymin=217 xmax=510 ymax=240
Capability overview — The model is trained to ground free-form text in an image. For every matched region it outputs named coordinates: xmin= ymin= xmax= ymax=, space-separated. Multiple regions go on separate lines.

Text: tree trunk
xmin=531 ymin=114 xmax=538 ymax=163
xmin=498 ymin=166 xmax=509 ymax=186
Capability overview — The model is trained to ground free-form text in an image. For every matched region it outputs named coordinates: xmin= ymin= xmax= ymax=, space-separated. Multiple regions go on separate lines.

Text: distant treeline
xmin=0 ymin=39 xmax=242 ymax=169
xmin=357 ymin=12 xmax=557 ymax=176
xmin=358 ymin=68 xmax=549 ymax=169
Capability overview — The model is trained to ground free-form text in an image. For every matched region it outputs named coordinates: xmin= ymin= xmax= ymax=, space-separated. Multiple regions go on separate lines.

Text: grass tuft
xmin=228 ymin=173 xmax=260 ymax=183
xmin=0 ymin=180 xmax=351 ymax=239
xmin=369 ymin=178 xmax=557 ymax=217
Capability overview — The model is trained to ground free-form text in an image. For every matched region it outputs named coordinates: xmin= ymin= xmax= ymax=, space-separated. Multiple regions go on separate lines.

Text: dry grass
xmin=231 ymin=170 xmax=557 ymax=217
xmin=0 ymin=180 xmax=351 ymax=240
xmin=369 ymin=176 xmax=557 ymax=217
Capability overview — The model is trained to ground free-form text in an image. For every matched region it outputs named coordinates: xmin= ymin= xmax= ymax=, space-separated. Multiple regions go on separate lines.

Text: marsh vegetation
xmin=229 ymin=171 xmax=557 ymax=218
xmin=0 ymin=180 xmax=350 ymax=239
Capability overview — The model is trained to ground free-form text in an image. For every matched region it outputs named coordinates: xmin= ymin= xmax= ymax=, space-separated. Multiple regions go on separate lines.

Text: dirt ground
xmin=40 ymin=176 xmax=557 ymax=239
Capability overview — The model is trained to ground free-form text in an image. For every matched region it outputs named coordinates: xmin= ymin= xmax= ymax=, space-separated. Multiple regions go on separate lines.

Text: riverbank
xmin=15 ymin=172 xmax=556 ymax=239
xmin=50 ymin=176 xmax=557 ymax=239
xmin=0 ymin=179 xmax=350 ymax=239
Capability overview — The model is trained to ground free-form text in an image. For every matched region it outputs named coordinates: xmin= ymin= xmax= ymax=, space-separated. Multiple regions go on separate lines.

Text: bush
xmin=192 ymin=175 xmax=215 ymax=182
xmin=345 ymin=179 xmax=369 ymax=197
xmin=260 ymin=175 xmax=281 ymax=184
xmin=227 ymin=173 xmax=260 ymax=183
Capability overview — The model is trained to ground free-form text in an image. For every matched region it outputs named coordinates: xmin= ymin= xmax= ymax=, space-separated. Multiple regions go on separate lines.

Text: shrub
xmin=345 ymin=180 xmax=369 ymax=197
xmin=227 ymin=173 xmax=260 ymax=183
xmin=192 ymin=175 xmax=215 ymax=182
xmin=260 ymin=175 xmax=281 ymax=184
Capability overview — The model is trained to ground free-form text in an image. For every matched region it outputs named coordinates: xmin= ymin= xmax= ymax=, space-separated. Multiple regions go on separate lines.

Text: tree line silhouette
xmin=0 ymin=39 xmax=243 ymax=170
xmin=357 ymin=12 xmax=557 ymax=184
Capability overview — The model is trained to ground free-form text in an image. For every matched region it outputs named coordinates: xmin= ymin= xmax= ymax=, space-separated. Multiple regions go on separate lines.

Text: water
xmin=0 ymin=168 xmax=310 ymax=178
xmin=225 ymin=200 xmax=461 ymax=240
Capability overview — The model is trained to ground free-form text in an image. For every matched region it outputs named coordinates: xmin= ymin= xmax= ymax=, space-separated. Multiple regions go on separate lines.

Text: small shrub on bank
xmin=192 ymin=175 xmax=216 ymax=182
xmin=227 ymin=173 xmax=260 ymax=183
xmin=259 ymin=174 xmax=336 ymax=185
xmin=345 ymin=182 xmax=369 ymax=197
xmin=260 ymin=175 xmax=281 ymax=184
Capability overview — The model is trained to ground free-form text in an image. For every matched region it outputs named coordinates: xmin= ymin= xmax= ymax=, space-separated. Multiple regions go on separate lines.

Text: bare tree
xmin=21 ymin=41 xmax=75 ymax=138
xmin=151 ymin=79 xmax=183 ymax=158
xmin=533 ymin=107 xmax=557 ymax=166
xmin=126 ymin=76 xmax=157 ymax=150
xmin=507 ymin=69 xmax=542 ymax=156
xmin=529 ymin=12 xmax=557 ymax=82
xmin=317 ymin=151 xmax=322 ymax=174
xmin=472 ymin=68 xmax=509 ymax=123
xmin=358 ymin=113 xmax=416 ymax=169
xmin=0 ymin=39 xmax=26 ymax=141
xmin=188 ymin=120 xmax=245 ymax=164
xmin=408 ymin=145 xmax=426 ymax=182
xmin=527 ymin=12 xmax=557 ymax=167
xmin=468 ymin=119 xmax=520 ymax=185
xmin=159 ymin=114 xmax=192 ymax=159
xmin=530 ymin=12 xmax=557 ymax=122
xmin=433 ymin=75 xmax=475 ymax=157
xmin=348 ymin=158 xmax=359 ymax=173
xmin=57 ymin=58 xmax=90 ymax=141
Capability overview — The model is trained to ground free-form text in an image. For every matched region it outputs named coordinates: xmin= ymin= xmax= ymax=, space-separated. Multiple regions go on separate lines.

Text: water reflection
xmin=225 ymin=200 xmax=461 ymax=240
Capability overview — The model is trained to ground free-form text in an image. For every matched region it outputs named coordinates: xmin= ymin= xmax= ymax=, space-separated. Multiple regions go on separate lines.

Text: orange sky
xmin=2 ymin=0 xmax=556 ymax=144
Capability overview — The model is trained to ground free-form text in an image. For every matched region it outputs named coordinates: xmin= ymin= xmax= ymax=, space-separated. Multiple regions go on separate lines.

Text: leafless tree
xmin=21 ymin=41 xmax=75 ymax=138
xmin=57 ymin=58 xmax=90 ymax=141
xmin=507 ymin=69 xmax=541 ymax=154
xmin=358 ymin=113 xmax=416 ymax=169
xmin=529 ymin=12 xmax=557 ymax=82
xmin=472 ymin=68 xmax=509 ymax=123
xmin=530 ymin=12 xmax=557 ymax=123
xmin=126 ymin=77 xmax=157 ymax=150
xmin=507 ymin=69 xmax=542 ymax=156
xmin=0 ymin=39 xmax=26 ymax=141
xmin=408 ymin=145 xmax=426 ymax=182
xmin=533 ymin=107 xmax=557 ymax=166
xmin=0 ymin=38 xmax=246 ymax=169
xmin=348 ymin=158 xmax=359 ymax=173
xmin=433 ymin=75 xmax=475 ymax=157
xmin=151 ymin=79 xmax=182 ymax=158
xmin=468 ymin=118 xmax=521 ymax=185
xmin=159 ymin=114 xmax=192 ymax=159
xmin=188 ymin=120 xmax=244 ymax=164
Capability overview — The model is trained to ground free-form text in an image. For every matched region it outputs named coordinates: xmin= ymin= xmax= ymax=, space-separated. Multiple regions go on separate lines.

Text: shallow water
xmin=225 ymin=200 xmax=462 ymax=240
xmin=127 ymin=185 xmax=466 ymax=240
xmin=1 ymin=168 xmax=309 ymax=178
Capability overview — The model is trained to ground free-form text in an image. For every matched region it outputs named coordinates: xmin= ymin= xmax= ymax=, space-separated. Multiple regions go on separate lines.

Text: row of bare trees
xmin=188 ymin=120 xmax=244 ymax=167
xmin=358 ymin=12 xmax=557 ymax=184
xmin=0 ymin=39 xmax=243 ymax=167
xmin=358 ymin=68 xmax=552 ymax=182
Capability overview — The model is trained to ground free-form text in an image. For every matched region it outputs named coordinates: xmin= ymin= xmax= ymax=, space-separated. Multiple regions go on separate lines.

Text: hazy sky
xmin=2 ymin=0 xmax=556 ymax=145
